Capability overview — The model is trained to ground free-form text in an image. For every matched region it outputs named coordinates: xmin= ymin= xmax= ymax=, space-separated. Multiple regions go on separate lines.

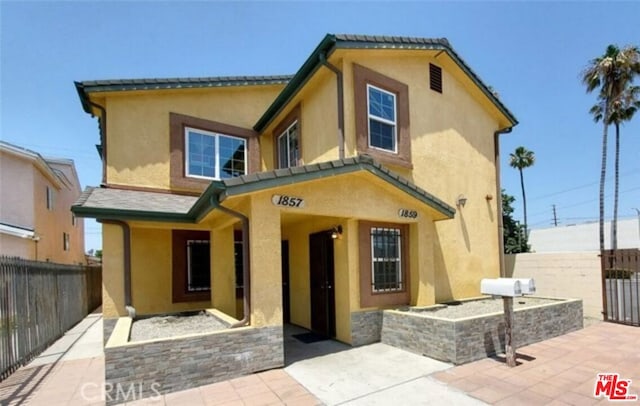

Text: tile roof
xmin=254 ymin=33 xmax=518 ymax=131
xmin=215 ymin=155 xmax=455 ymax=218
xmin=77 ymin=75 xmax=292 ymax=93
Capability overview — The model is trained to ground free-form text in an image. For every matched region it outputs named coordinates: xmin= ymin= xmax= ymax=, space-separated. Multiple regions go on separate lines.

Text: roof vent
xmin=429 ymin=63 xmax=443 ymax=93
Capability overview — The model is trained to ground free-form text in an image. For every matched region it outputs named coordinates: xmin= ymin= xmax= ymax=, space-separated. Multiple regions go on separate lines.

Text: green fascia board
xmin=253 ymin=34 xmax=337 ymax=132
xmin=71 ymin=205 xmax=194 ymax=223
xmin=253 ymin=34 xmax=518 ymax=132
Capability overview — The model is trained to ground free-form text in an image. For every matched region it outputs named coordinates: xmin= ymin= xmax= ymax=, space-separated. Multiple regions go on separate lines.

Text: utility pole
xmin=634 ymin=208 xmax=640 ymax=240
xmin=552 ymin=205 xmax=558 ymax=227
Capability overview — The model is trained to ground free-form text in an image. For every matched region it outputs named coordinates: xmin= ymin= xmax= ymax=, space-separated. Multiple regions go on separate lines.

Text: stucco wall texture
xmin=506 ymin=252 xmax=603 ymax=320
xmin=96 ymin=48 xmax=511 ymax=338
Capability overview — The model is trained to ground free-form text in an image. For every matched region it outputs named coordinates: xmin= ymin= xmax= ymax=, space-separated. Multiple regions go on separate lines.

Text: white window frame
xmin=184 ymin=127 xmax=247 ymax=180
xmin=186 ymin=239 xmax=210 ymax=292
xmin=370 ymin=227 xmax=402 ymax=293
xmin=366 ymin=84 xmax=398 ymax=153
xmin=277 ymin=120 xmax=299 ymax=169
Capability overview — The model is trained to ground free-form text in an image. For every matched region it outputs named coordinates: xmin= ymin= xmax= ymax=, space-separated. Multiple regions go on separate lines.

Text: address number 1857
xmin=272 ymin=194 xmax=305 ymax=208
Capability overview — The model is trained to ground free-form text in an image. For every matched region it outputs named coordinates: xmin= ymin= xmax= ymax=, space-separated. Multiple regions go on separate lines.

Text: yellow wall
xmin=337 ymin=50 xmax=502 ymax=300
xmin=102 ymin=223 xmax=125 ymax=318
xmin=101 ymin=85 xmax=284 ymax=190
xmin=129 ymin=226 xmax=211 ymax=316
xmin=211 ymin=226 xmax=238 ymax=318
xmin=261 ymin=69 xmax=339 ymax=170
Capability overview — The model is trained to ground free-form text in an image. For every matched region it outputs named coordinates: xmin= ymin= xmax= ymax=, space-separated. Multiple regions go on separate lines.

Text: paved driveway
xmin=432 ymin=322 xmax=640 ymax=405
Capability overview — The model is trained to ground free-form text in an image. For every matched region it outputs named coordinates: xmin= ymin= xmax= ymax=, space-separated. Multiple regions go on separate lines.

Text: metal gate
xmin=601 ymin=249 xmax=640 ymax=326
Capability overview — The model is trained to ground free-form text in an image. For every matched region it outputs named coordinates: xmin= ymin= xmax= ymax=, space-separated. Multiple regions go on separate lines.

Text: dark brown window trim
xmin=271 ymin=104 xmax=302 ymax=169
xmin=170 ymin=112 xmax=260 ymax=192
xmin=358 ymin=221 xmax=410 ymax=308
xmin=353 ymin=64 xmax=412 ymax=169
xmin=172 ymin=229 xmax=211 ymax=303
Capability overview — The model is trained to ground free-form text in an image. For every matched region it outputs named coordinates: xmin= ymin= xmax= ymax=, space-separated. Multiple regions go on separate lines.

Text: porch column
xmin=248 ymin=194 xmax=282 ymax=327
xmin=211 ymin=225 xmax=237 ymax=318
xmin=411 ymin=217 xmax=436 ymax=306
xmin=102 ymin=223 xmax=126 ymax=317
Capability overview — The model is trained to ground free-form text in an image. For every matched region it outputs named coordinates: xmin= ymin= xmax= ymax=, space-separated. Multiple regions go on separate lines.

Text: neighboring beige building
xmin=0 ymin=141 xmax=85 ymax=264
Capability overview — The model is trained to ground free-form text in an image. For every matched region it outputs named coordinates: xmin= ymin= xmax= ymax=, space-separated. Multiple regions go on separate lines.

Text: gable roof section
xmin=74 ymin=75 xmax=292 ymax=114
xmin=253 ymin=33 xmax=518 ymax=132
xmin=72 ymin=156 xmax=455 ymax=222
xmin=0 ymin=141 xmax=69 ymax=189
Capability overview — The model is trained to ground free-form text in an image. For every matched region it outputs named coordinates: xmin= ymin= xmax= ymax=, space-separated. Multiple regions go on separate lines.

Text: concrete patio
xmin=1 ymin=311 xmax=639 ymax=405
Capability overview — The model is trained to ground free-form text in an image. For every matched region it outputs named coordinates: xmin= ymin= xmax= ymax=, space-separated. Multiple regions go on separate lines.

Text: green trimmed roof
xmin=253 ymin=34 xmax=517 ymax=131
xmin=74 ymin=75 xmax=292 ymax=114
xmin=72 ymin=156 xmax=455 ymax=222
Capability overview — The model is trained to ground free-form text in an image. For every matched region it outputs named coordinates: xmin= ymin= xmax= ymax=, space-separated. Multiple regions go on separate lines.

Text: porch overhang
xmin=72 ymin=156 xmax=455 ymax=222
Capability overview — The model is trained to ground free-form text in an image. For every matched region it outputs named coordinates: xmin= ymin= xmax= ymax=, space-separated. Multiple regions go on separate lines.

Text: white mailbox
xmin=481 ymin=278 xmax=522 ymax=297
xmin=506 ymin=278 xmax=535 ymax=295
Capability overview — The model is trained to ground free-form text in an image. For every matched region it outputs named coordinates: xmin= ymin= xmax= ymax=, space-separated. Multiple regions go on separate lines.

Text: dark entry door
xmin=309 ymin=231 xmax=336 ymax=337
xmin=281 ymin=241 xmax=290 ymax=323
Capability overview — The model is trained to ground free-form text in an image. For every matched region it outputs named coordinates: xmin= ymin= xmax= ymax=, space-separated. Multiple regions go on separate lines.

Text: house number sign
xmin=272 ymin=194 xmax=305 ymax=208
xmin=398 ymin=209 xmax=418 ymax=219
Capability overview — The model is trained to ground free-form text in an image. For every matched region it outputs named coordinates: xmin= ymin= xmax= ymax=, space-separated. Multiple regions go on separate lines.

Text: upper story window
xmin=277 ymin=121 xmax=300 ymax=169
xmin=170 ymin=113 xmax=259 ymax=192
xmin=367 ymin=85 xmax=397 ymax=153
xmin=273 ymin=104 xmax=301 ymax=170
xmin=353 ymin=64 xmax=411 ymax=169
xmin=185 ymin=127 xmax=246 ymax=180
xmin=46 ymin=186 xmax=54 ymax=210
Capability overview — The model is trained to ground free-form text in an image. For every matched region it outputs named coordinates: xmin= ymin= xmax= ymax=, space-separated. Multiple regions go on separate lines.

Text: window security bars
xmin=370 ymin=227 xmax=402 ymax=292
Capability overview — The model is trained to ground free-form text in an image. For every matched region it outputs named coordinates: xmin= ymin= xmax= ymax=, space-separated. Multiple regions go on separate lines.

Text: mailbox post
xmin=480 ymin=278 xmax=535 ymax=367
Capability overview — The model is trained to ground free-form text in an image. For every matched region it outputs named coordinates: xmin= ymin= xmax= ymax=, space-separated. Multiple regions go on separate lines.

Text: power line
xmin=528 ymin=168 xmax=639 ymax=202
xmin=528 ymin=185 xmax=640 ymax=218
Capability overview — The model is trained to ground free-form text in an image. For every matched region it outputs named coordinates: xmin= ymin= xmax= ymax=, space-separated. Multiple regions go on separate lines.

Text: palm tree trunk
xmin=612 ymin=122 xmax=620 ymax=250
xmin=519 ymin=168 xmax=527 ymax=239
xmin=599 ymin=120 xmax=609 ymax=252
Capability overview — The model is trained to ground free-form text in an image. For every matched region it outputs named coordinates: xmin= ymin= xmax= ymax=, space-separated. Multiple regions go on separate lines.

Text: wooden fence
xmin=0 ymin=257 xmax=101 ymax=381
xmin=601 ymin=249 xmax=640 ymax=326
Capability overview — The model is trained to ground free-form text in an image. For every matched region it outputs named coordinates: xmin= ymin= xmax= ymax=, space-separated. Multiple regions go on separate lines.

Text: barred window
xmin=370 ymin=227 xmax=402 ymax=292
xmin=187 ymin=240 xmax=210 ymax=292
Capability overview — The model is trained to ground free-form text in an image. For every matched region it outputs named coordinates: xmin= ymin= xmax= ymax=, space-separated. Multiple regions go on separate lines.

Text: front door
xmin=309 ymin=231 xmax=336 ymax=337
xmin=281 ymin=240 xmax=290 ymax=323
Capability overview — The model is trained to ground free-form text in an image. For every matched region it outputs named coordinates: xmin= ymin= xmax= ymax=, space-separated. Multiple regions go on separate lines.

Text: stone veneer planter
xmin=103 ymin=309 xmax=283 ymax=405
xmin=380 ymin=297 xmax=583 ymax=365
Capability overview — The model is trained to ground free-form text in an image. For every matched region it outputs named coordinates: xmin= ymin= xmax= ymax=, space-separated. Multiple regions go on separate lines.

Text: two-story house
xmin=72 ymin=34 xmax=517 ymax=396
xmin=0 ymin=141 xmax=85 ymax=264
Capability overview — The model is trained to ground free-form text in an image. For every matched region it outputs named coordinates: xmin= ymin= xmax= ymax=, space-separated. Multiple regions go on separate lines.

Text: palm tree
xmin=582 ymin=45 xmax=640 ymax=251
xmin=509 ymin=147 xmax=535 ymax=239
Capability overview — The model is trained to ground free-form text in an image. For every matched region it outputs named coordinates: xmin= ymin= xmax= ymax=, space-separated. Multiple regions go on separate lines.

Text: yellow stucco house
xmin=72 ymin=34 xmax=517 ymax=397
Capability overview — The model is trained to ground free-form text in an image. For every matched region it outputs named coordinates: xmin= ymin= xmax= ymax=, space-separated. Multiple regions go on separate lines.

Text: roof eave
xmin=253 ymin=35 xmax=518 ymax=132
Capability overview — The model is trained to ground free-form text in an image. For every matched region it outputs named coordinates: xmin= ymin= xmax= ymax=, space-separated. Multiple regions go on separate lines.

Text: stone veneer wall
xmin=103 ymin=318 xmax=118 ymax=346
xmin=350 ymin=310 xmax=382 ymax=346
xmin=381 ymin=299 xmax=583 ymax=365
xmin=104 ymin=325 xmax=283 ymax=405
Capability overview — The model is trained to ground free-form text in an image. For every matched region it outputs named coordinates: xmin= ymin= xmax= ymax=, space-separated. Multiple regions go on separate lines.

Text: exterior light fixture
xmin=331 ymin=225 xmax=343 ymax=240
xmin=456 ymin=194 xmax=467 ymax=208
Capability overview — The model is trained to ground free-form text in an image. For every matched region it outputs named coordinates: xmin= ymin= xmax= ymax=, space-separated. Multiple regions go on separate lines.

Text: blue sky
xmin=2 ymin=1 xmax=639 ymax=252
